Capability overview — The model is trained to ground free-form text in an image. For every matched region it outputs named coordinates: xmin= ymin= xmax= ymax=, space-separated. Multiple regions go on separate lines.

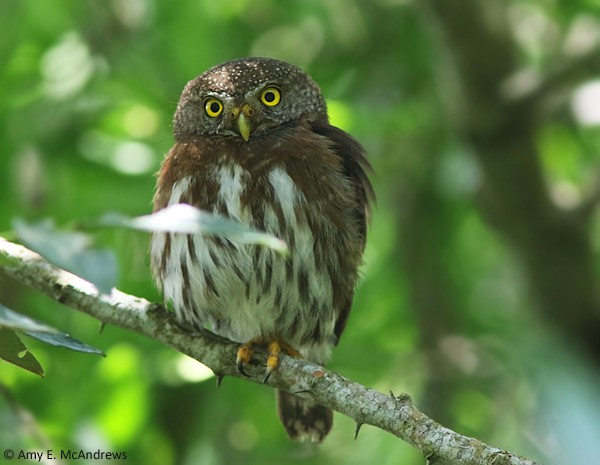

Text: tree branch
xmin=0 ymin=237 xmax=542 ymax=465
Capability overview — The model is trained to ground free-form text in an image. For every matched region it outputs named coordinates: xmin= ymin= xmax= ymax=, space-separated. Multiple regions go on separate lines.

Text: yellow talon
xmin=264 ymin=341 xmax=282 ymax=382
xmin=236 ymin=342 xmax=255 ymax=376
xmin=235 ymin=337 xmax=301 ymax=382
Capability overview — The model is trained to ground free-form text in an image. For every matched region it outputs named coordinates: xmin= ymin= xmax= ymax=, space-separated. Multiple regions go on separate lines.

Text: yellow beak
xmin=237 ymin=112 xmax=251 ymax=142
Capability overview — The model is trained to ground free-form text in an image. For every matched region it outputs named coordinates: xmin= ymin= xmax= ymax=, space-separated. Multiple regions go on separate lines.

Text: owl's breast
xmin=152 ymin=142 xmax=361 ymax=360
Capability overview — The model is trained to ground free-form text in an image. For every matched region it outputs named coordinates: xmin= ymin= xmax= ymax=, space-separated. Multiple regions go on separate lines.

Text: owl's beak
xmin=231 ymin=104 xmax=253 ymax=141
xmin=237 ymin=113 xmax=251 ymax=142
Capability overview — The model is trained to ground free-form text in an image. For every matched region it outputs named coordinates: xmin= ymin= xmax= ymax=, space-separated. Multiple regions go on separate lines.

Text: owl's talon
xmin=263 ymin=340 xmax=282 ymax=383
xmin=236 ymin=361 xmax=250 ymax=377
xmin=236 ymin=342 xmax=254 ymax=376
xmin=263 ymin=366 xmax=274 ymax=383
xmin=236 ymin=338 xmax=301 ymax=381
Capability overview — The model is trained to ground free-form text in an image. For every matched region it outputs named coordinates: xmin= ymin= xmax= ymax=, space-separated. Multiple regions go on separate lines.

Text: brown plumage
xmin=151 ymin=57 xmax=373 ymax=442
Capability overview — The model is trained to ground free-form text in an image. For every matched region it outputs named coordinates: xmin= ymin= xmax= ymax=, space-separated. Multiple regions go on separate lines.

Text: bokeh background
xmin=2 ymin=1 xmax=600 ymax=464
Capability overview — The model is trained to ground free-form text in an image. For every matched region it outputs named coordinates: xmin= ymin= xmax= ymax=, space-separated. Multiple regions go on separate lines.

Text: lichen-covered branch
xmin=0 ymin=237 xmax=542 ymax=465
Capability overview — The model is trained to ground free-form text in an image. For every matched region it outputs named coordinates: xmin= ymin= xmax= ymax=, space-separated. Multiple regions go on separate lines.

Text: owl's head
xmin=173 ymin=57 xmax=327 ymax=142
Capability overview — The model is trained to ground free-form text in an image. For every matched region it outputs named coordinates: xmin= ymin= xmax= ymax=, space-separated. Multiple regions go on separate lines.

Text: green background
xmin=1 ymin=1 xmax=600 ymax=464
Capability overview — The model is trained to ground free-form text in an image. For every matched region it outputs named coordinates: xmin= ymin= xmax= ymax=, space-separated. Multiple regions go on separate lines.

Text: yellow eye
xmin=260 ymin=87 xmax=281 ymax=107
xmin=204 ymin=98 xmax=223 ymax=117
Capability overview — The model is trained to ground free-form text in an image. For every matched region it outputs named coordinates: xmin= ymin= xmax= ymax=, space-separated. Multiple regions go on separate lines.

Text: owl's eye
xmin=204 ymin=98 xmax=223 ymax=117
xmin=260 ymin=87 xmax=281 ymax=107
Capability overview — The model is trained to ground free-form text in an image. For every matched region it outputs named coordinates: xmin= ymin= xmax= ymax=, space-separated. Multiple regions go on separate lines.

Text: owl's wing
xmin=311 ymin=122 xmax=375 ymax=340
xmin=312 ymin=122 xmax=374 ymax=246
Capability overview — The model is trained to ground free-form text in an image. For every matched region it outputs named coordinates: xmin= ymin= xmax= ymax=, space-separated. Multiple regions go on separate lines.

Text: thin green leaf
xmin=0 ymin=304 xmax=104 ymax=356
xmin=0 ymin=328 xmax=44 ymax=377
xmin=100 ymin=204 xmax=289 ymax=255
xmin=21 ymin=330 xmax=105 ymax=355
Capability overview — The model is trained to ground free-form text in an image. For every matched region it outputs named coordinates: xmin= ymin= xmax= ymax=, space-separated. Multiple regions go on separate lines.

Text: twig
xmin=0 ymin=237 xmax=543 ymax=465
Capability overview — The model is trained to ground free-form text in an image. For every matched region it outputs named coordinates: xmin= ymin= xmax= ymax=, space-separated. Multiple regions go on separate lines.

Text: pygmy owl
xmin=151 ymin=57 xmax=373 ymax=442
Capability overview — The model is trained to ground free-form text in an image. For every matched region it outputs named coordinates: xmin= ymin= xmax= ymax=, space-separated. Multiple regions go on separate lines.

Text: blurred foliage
xmin=1 ymin=0 xmax=600 ymax=464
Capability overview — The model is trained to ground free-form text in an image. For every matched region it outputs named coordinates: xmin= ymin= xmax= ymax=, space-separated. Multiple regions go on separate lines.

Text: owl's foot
xmin=236 ymin=337 xmax=301 ymax=382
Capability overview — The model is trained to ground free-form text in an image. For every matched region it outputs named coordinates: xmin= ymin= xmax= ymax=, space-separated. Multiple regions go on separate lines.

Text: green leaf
xmin=0 ymin=304 xmax=104 ymax=356
xmin=21 ymin=330 xmax=105 ymax=355
xmin=12 ymin=218 xmax=118 ymax=294
xmin=0 ymin=328 xmax=44 ymax=377
xmin=100 ymin=204 xmax=289 ymax=255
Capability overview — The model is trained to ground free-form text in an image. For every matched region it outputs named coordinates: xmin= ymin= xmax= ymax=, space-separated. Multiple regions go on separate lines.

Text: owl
xmin=151 ymin=57 xmax=373 ymax=442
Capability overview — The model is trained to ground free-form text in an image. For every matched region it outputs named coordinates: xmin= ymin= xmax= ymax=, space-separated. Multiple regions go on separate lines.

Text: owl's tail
xmin=276 ymin=390 xmax=333 ymax=443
